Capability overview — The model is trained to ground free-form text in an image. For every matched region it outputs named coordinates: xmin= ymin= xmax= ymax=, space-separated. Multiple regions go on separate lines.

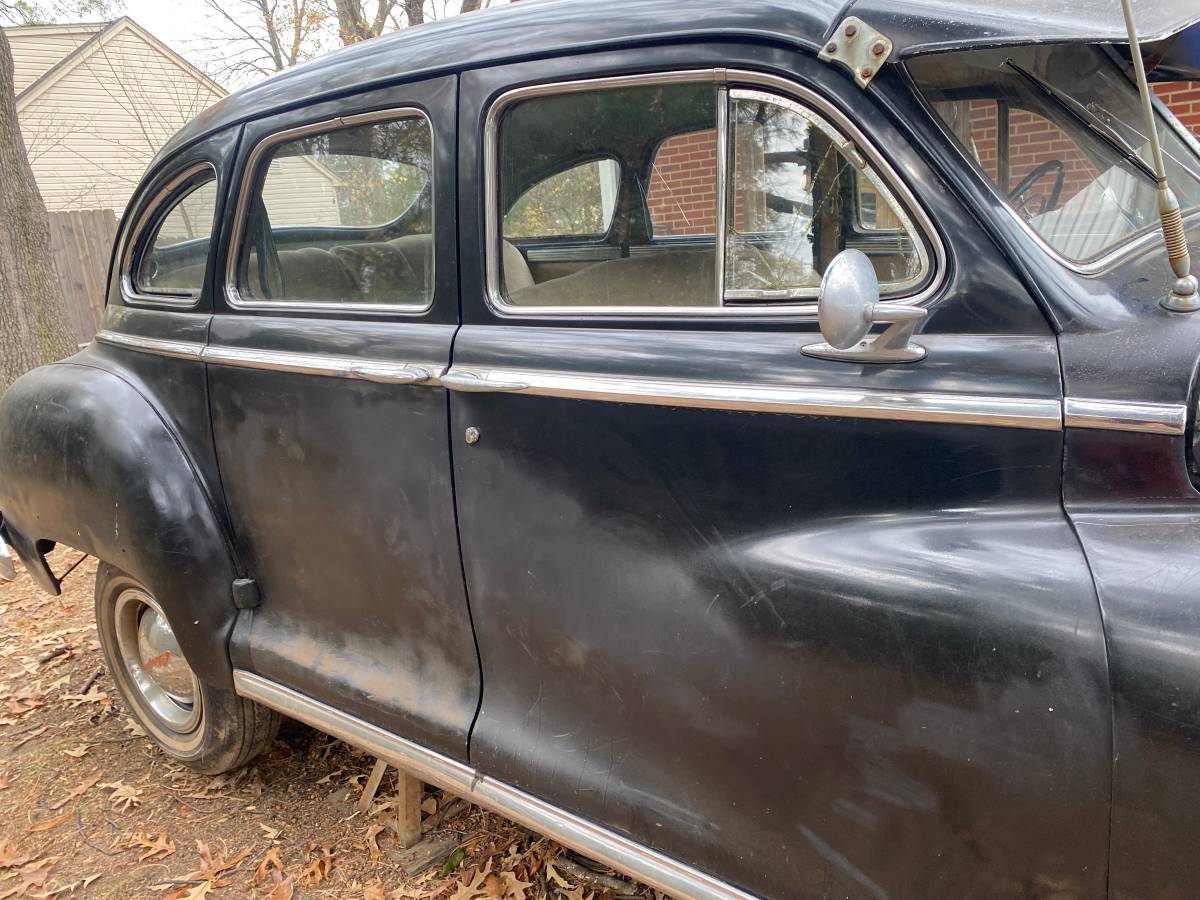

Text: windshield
xmin=908 ymin=44 xmax=1200 ymax=264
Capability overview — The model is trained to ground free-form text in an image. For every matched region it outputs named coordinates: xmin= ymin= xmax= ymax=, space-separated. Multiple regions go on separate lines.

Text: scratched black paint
xmin=0 ymin=2 xmax=1197 ymax=898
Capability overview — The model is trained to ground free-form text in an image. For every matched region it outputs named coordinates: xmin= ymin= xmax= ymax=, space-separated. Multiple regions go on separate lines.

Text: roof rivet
xmin=860 ymin=67 xmax=874 ymax=80
xmin=825 ymin=41 xmax=838 ymax=53
xmin=872 ymin=40 xmax=887 ymax=57
xmin=844 ymin=23 xmax=858 ymax=38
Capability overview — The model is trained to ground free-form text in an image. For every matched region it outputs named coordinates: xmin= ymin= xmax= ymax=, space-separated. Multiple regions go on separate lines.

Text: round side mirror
xmin=817 ymin=249 xmax=880 ymax=350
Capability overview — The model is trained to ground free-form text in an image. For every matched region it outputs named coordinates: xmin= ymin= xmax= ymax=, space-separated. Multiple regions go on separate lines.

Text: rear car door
xmin=206 ymin=75 xmax=479 ymax=759
xmin=450 ymin=48 xmax=1111 ymax=898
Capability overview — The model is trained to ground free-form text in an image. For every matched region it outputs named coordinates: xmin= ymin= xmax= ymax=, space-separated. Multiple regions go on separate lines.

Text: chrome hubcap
xmin=114 ymin=589 xmax=201 ymax=733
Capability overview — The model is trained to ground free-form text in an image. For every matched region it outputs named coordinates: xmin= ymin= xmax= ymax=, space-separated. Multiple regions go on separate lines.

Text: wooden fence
xmin=47 ymin=209 xmax=118 ymax=345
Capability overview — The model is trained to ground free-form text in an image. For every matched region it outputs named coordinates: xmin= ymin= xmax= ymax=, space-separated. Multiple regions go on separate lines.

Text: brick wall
xmin=647 ymin=129 xmax=718 ymax=236
xmin=646 ymin=87 xmax=1200 ymax=229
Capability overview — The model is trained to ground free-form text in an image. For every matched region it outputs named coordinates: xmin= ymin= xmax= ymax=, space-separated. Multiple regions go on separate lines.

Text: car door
xmin=450 ymin=48 xmax=1111 ymax=899
xmin=206 ymin=75 xmax=479 ymax=760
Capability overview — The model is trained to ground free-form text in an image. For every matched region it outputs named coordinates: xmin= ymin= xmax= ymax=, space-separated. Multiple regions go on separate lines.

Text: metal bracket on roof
xmin=819 ymin=17 xmax=893 ymax=89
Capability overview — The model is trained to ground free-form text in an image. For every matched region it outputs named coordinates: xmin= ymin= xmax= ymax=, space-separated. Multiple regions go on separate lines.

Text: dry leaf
xmin=128 ymin=830 xmax=176 ymax=861
xmin=164 ymin=881 xmax=213 ymax=900
xmin=0 ymin=857 xmax=54 ymax=900
xmin=421 ymin=796 xmax=438 ymax=815
xmin=61 ymin=745 xmax=90 ymax=758
xmin=0 ymin=839 xmax=36 ymax=869
xmin=259 ymin=824 xmax=282 ymax=840
xmin=365 ymin=822 xmax=386 ymax=860
xmin=0 ymin=774 xmax=10 ymax=790
xmin=253 ymin=847 xmax=286 ymax=885
xmin=28 ymin=812 xmax=72 ymax=833
xmin=122 ymin=718 xmax=146 ymax=738
xmin=300 ymin=848 xmax=334 ymax=886
xmin=449 ymin=862 xmax=491 ymax=900
xmin=52 ymin=872 xmax=101 ymax=893
xmin=98 ymin=780 xmax=142 ymax=811
xmin=48 ymin=771 xmax=102 ymax=810
xmin=362 ymin=882 xmax=386 ymax=900
xmin=60 ymin=687 xmax=107 ymax=707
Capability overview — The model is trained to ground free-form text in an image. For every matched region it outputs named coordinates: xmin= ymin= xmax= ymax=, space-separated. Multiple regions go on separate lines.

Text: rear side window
xmin=504 ymin=158 xmax=620 ymax=239
xmin=234 ymin=111 xmax=434 ymax=309
xmin=132 ymin=170 xmax=217 ymax=298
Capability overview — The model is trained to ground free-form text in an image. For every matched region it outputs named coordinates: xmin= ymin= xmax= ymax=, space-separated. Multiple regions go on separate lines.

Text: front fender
xmin=0 ymin=362 xmax=237 ymax=688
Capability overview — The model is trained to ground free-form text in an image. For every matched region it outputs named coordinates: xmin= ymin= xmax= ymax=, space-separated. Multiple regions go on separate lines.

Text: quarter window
xmin=236 ymin=112 xmax=434 ymax=308
xmin=725 ymin=90 xmax=926 ymax=298
xmin=505 ymin=159 xmax=620 ymax=239
xmin=133 ymin=172 xmax=217 ymax=297
xmin=492 ymin=76 xmax=932 ymax=311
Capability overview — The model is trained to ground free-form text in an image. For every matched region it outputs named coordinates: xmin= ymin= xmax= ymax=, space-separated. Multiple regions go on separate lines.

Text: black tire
xmin=94 ymin=563 xmax=280 ymax=774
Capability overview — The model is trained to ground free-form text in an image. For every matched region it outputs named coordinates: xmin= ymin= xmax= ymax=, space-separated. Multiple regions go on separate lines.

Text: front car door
xmin=450 ymin=47 xmax=1111 ymax=898
xmin=206 ymin=75 xmax=479 ymax=759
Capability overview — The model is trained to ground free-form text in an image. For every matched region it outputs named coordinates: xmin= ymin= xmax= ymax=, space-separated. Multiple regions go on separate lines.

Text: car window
xmin=236 ymin=111 xmax=433 ymax=309
xmin=504 ymin=158 xmax=620 ymax=239
xmin=725 ymin=89 xmax=927 ymax=299
xmin=490 ymin=76 xmax=933 ymax=312
xmin=648 ymin=129 xmax=718 ymax=237
xmin=134 ymin=174 xmax=218 ymax=297
xmin=907 ymin=45 xmax=1200 ymax=264
xmin=496 ymin=81 xmax=719 ymax=309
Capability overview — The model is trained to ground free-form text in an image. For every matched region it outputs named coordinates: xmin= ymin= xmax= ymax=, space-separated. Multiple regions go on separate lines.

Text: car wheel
xmin=95 ymin=563 xmax=279 ymax=774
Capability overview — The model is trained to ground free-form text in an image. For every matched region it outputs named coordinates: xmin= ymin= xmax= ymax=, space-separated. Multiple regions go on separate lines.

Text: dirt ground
xmin=0 ymin=548 xmax=660 ymax=900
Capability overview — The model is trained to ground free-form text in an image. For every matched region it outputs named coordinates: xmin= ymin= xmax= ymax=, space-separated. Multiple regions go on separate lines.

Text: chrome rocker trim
xmin=439 ymin=367 xmax=1065 ymax=430
xmin=1063 ymin=398 xmax=1188 ymax=435
xmin=232 ymin=671 xmax=758 ymax=900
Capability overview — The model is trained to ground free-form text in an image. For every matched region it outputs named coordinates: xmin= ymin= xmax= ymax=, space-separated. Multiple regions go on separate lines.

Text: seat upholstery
xmin=506 ymin=247 xmax=716 ymax=307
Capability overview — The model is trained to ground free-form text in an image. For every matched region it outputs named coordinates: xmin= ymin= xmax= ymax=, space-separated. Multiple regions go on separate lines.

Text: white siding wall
xmin=17 ymin=25 xmax=225 ymax=214
xmin=260 ymin=157 xmax=343 ymax=226
xmin=5 ymin=25 xmax=103 ymax=94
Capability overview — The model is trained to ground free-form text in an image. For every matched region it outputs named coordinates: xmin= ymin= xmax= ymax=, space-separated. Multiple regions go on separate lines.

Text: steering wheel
xmin=1008 ymin=159 xmax=1066 ymax=218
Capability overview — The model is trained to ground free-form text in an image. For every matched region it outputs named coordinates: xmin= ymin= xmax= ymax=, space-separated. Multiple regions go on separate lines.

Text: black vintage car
xmin=3 ymin=0 xmax=1200 ymax=896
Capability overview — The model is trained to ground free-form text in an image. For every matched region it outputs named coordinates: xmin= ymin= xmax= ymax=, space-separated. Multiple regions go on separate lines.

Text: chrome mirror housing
xmin=802 ymin=249 xmax=927 ymax=364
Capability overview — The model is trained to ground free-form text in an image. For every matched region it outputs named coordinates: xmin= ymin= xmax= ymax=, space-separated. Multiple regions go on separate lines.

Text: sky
xmin=117 ymin=0 xmax=219 ymax=70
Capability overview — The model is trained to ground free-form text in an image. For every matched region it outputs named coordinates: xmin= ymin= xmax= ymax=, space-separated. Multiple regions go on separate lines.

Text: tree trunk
xmin=333 ymin=0 xmax=371 ymax=43
xmin=405 ymin=0 xmax=423 ymax=27
xmin=460 ymin=0 xmax=481 ymax=11
xmin=0 ymin=28 xmax=75 ymax=395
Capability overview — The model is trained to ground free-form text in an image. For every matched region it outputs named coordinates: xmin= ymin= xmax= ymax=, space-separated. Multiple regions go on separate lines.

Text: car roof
xmin=154 ymin=0 xmax=1200 ymax=167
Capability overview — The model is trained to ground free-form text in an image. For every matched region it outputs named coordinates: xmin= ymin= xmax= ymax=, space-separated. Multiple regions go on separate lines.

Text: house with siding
xmin=6 ymin=18 xmax=228 ymax=214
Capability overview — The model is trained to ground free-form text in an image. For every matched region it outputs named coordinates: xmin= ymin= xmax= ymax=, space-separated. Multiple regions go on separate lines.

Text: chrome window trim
xmin=724 ymin=87 xmax=931 ymax=301
xmin=94 ymin=329 xmax=205 ymax=360
xmin=1064 ymin=397 xmax=1187 ymax=435
xmin=224 ymin=107 xmax=436 ymax=316
xmin=483 ymin=68 xmax=947 ymax=318
xmin=437 ymin=366 xmax=1064 ymax=430
xmin=203 ymin=344 xmax=438 ymax=385
xmin=119 ymin=162 xmax=217 ymax=310
xmin=233 ymin=670 xmax=758 ymax=900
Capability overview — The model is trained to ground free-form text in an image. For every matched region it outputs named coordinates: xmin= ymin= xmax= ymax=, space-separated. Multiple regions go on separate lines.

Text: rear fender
xmin=0 ymin=362 xmax=238 ymax=688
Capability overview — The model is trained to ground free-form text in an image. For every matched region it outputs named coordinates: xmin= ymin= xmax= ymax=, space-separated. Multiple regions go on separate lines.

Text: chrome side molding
xmin=95 ymin=329 xmax=206 ymax=360
xmin=439 ymin=366 xmax=1064 ymax=430
xmin=232 ymin=671 xmax=759 ymax=900
xmin=202 ymin=345 xmax=433 ymax=385
xmin=1064 ymin=398 xmax=1188 ymax=435
xmin=92 ymin=334 xmax=1191 ymax=436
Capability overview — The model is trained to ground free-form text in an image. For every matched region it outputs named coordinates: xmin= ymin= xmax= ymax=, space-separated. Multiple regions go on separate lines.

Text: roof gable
xmin=14 ymin=17 xmax=226 ymax=112
xmin=3 ymin=22 xmax=106 ymax=94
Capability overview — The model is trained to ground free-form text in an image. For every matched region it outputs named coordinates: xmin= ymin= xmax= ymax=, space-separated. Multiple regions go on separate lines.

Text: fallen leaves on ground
xmin=0 ymin=549 xmax=661 ymax=899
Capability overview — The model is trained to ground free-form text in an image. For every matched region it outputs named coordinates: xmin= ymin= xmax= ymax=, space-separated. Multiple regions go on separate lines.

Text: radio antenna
xmin=1120 ymin=0 xmax=1198 ymax=311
